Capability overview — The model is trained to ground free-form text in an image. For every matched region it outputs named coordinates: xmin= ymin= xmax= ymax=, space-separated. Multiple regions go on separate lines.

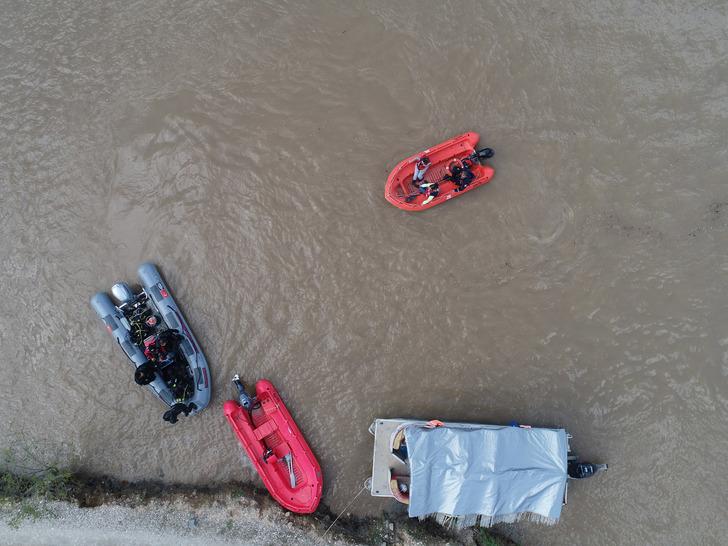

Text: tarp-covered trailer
xmin=368 ymin=419 xmax=606 ymax=528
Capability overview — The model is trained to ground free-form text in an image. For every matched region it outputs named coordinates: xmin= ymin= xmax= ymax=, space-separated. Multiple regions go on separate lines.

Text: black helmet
xmin=134 ymin=362 xmax=156 ymax=386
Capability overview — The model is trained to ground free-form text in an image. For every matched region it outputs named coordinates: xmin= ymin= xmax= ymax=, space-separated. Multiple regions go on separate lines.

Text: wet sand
xmin=1 ymin=1 xmax=728 ymax=544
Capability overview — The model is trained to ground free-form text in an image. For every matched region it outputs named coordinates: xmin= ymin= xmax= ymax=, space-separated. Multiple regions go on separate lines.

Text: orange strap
xmin=261 ymin=397 xmax=278 ymax=415
xmin=424 ymin=419 xmax=444 ymax=428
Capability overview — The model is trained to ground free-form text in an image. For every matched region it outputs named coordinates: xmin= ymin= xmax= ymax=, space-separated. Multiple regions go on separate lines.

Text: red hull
xmin=384 ymin=132 xmax=495 ymax=211
xmin=223 ymin=380 xmax=323 ymax=514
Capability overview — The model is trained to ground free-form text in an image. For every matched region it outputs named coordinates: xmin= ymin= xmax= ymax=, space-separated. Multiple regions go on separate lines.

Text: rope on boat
xmin=323 ymin=479 xmax=370 ymax=538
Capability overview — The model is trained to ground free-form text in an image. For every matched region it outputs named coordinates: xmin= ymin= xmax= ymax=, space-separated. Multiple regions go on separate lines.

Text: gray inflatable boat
xmin=90 ymin=263 xmax=211 ymax=423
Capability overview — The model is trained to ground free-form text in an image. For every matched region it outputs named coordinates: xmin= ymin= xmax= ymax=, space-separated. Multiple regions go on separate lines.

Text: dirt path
xmin=0 ymin=499 xmax=356 ymax=546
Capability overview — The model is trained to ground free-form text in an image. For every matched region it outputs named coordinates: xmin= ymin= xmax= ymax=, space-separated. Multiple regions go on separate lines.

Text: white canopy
xmin=404 ymin=423 xmax=568 ymax=527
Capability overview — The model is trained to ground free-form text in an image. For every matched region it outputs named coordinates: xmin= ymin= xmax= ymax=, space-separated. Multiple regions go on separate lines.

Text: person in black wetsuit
xmin=157 ymin=330 xmax=193 ymax=402
xmin=157 ymin=329 xmax=183 ymax=355
xmin=444 ymin=159 xmax=476 ymax=192
xmin=134 ymin=361 xmax=157 ymax=385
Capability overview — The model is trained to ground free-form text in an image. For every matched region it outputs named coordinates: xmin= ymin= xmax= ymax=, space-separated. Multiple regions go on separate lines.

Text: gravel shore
xmin=0 ymin=497 xmax=356 ymax=546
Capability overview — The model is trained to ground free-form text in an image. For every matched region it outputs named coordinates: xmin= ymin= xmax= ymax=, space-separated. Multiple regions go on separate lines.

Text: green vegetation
xmin=397 ymin=516 xmax=454 ymax=544
xmin=475 ymin=527 xmax=512 ymax=546
xmin=0 ymin=447 xmax=76 ymax=528
xmin=365 ymin=519 xmax=389 ymax=544
xmin=0 ymin=445 xmax=518 ymax=544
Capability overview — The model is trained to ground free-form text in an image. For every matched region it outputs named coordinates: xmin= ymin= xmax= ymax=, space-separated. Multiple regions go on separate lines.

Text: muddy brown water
xmin=1 ymin=1 xmax=727 ymax=544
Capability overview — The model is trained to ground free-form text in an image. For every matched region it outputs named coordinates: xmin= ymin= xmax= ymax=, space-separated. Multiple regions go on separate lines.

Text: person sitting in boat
xmin=143 ymin=329 xmax=182 ymax=364
xmin=444 ymin=159 xmax=475 ymax=192
xmin=134 ymin=361 xmax=157 ymax=386
xmin=412 ymin=156 xmax=430 ymax=183
xmin=163 ymin=359 xmax=193 ymax=400
xmin=158 ymin=329 xmax=183 ymax=364
xmin=143 ymin=335 xmax=160 ymax=362
xmin=419 ymin=180 xmax=440 ymax=205
xmin=158 ymin=329 xmax=182 ymax=349
xmin=405 ymin=179 xmax=440 ymax=205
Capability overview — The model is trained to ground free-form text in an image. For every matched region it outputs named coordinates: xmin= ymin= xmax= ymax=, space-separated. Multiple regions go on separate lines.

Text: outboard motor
xmin=568 ymin=461 xmax=608 ymax=479
xmin=162 ymin=403 xmax=192 ymax=424
xmin=463 ymin=147 xmax=495 ymax=166
xmin=232 ymin=374 xmax=256 ymax=411
xmin=111 ymin=282 xmax=137 ymax=305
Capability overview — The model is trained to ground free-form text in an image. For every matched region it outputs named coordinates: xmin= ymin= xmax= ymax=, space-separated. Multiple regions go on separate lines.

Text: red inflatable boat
xmin=384 ymin=132 xmax=495 ymax=211
xmin=223 ymin=378 xmax=322 ymax=514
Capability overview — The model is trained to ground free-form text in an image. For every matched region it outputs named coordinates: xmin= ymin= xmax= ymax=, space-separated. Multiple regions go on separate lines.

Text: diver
xmin=444 ymin=159 xmax=475 ymax=192
xmin=142 ymin=329 xmax=182 ymax=364
xmin=163 ymin=363 xmax=191 ymax=399
xmin=134 ymin=361 xmax=157 ymax=386
xmin=158 ymin=329 xmax=182 ymax=352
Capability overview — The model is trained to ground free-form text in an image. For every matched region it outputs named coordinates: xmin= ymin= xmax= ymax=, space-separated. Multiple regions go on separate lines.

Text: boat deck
xmin=368 ymin=418 xmax=425 ymax=498
xmin=369 ymin=418 xmax=572 ymax=501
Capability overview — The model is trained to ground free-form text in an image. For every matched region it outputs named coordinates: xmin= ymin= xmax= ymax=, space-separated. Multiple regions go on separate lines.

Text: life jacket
xmin=143 ymin=334 xmax=172 ymax=362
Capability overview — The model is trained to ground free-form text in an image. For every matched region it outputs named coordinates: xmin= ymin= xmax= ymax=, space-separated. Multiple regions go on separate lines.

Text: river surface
xmin=2 ymin=1 xmax=727 ymax=544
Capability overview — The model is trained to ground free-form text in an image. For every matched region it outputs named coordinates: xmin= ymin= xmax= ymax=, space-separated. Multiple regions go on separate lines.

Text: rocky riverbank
xmin=0 ymin=472 xmax=514 ymax=546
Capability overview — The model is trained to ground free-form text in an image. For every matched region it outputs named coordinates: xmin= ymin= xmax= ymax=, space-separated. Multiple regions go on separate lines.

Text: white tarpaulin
xmin=405 ymin=424 xmax=568 ymax=527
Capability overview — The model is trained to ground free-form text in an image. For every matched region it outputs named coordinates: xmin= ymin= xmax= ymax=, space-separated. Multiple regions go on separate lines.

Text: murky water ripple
xmin=1 ymin=1 xmax=727 ymax=544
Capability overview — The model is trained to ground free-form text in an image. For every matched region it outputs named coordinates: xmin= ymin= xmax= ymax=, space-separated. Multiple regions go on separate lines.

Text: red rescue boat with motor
xmin=384 ymin=132 xmax=495 ymax=211
xmin=223 ymin=375 xmax=323 ymax=514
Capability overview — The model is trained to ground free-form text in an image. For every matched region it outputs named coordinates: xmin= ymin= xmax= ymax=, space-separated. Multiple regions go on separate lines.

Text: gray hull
xmin=90 ymin=263 xmax=211 ymax=416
